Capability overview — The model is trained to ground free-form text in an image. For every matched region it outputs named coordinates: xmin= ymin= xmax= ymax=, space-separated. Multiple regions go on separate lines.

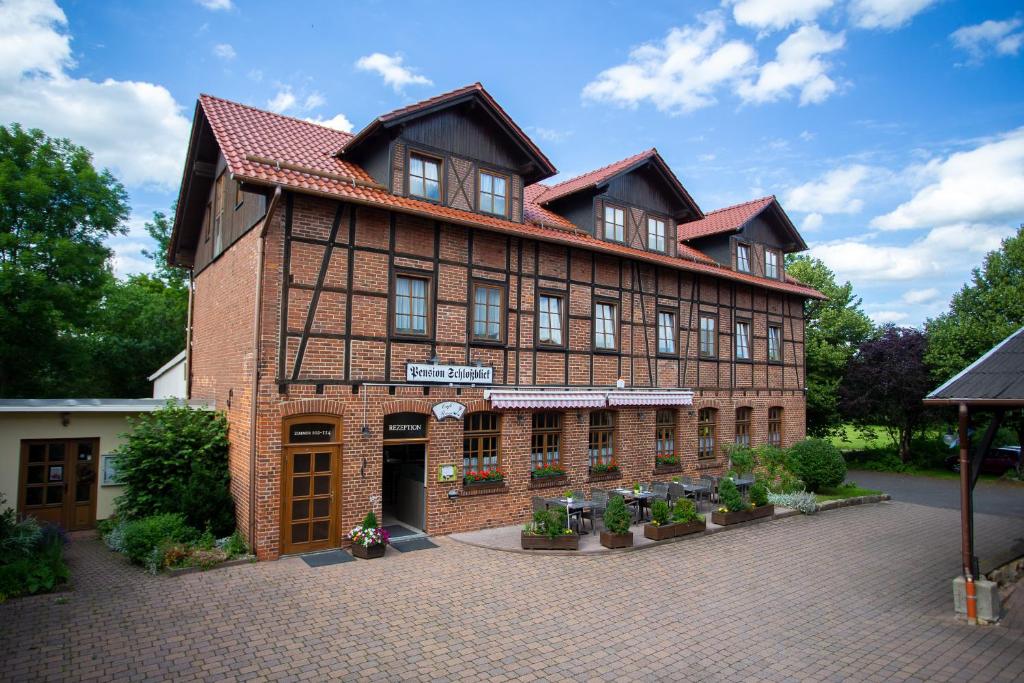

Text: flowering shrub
xmin=655 ymin=454 xmax=680 ymax=467
xmin=531 ymin=464 xmax=566 ymax=479
xmin=590 ymin=462 xmax=620 ymax=475
xmin=464 ymin=468 xmax=505 ymax=484
xmin=347 ymin=525 xmax=390 ymax=548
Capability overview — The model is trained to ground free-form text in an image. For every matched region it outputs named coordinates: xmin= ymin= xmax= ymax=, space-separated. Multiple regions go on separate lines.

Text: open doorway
xmin=382 ymin=443 xmax=426 ymax=535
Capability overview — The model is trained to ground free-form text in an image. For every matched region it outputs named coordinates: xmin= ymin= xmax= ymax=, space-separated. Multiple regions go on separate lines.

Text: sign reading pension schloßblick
xmin=406 ymin=363 xmax=494 ymax=385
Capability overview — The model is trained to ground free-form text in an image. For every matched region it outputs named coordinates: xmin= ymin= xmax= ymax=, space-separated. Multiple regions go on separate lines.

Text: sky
xmin=1 ymin=0 xmax=1022 ymax=327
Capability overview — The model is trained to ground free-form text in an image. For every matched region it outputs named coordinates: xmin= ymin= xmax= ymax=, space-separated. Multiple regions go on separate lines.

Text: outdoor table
xmin=672 ymin=481 xmax=708 ymax=506
xmin=610 ymin=489 xmax=658 ymax=522
xmin=545 ymin=497 xmax=596 ymax=534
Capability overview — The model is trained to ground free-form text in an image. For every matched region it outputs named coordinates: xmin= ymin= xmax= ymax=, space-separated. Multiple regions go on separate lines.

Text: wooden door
xmin=19 ymin=439 xmax=98 ymax=530
xmin=281 ymin=445 xmax=339 ymax=555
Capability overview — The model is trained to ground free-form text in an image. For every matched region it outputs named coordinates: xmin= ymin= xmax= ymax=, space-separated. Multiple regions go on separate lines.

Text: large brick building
xmin=169 ymin=83 xmax=824 ymax=559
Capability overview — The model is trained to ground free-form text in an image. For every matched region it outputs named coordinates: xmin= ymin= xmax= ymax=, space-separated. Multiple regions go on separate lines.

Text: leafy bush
xmin=218 ymin=531 xmax=250 ymax=557
xmin=649 ymin=499 xmax=670 ymax=525
xmin=524 ymin=508 xmax=570 ymax=539
xmin=728 ymin=446 xmax=755 ymax=475
xmin=114 ymin=404 xmax=235 ymax=536
xmin=671 ymin=498 xmax=703 ymax=524
xmin=718 ymin=478 xmax=749 ymax=513
xmin=768 ymin=491 xmax=818 ymax=514
xmin=361 ymin=511 xmax=379 ymax=529
xmin=749 ymin=481 xmax=769 ymax=507
xmin=0 ymin=495 xmax=69 ymax=602
xmin=788 ymin=438 xmax=847 ymax=492
xmin=603 ymin=495 xmax=632 ymax=534
xmin=121 ymin=513 xmax=198 ymax=565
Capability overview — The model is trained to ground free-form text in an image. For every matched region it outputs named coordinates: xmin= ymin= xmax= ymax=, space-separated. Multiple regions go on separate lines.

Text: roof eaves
xmin=925 ymin=326 xmax=1024 ymax=400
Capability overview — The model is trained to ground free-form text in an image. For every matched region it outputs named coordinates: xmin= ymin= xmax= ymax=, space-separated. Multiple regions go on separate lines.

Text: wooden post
xmin=958 ymin=402 xmax=977 ymax=623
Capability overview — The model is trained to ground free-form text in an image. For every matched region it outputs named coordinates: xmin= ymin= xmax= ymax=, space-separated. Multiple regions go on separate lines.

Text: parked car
xmin=945 ymin=446 xmax=1021 ymax=476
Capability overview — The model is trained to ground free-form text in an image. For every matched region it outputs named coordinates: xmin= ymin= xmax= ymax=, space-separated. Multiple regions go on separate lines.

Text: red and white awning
xmin=607 ymin=390 xmax=694 ymax=407
xmin=484 ymin=388 xmax=694 ymax=409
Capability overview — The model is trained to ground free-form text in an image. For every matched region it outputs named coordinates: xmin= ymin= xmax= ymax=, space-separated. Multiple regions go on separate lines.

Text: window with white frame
xmin=736 ymin=243 xmax=751 ymax=272
xmin=768 ymin=325 xmax=782 ymax=361
xmin=538 ymin=294 xmax=564 ymax=346
xmin=657 ymin=310 xmax=676 ymax=354
xmin=735 ymin=321 xmax=751 ymax=360
xmin=604 ymin=205 xmax=625 ymax=242
xmin=647 ymin=217 xmax=666 ymax=252
xmin=409 ymin=153 xmax=441 ymax=201
xmin=594 ymin=302 xmax=617 ymax=350
xmin=765 ymin=250 xmax=779 ymax=279
xmin=478 ymin=170 xmax=508 ymax=216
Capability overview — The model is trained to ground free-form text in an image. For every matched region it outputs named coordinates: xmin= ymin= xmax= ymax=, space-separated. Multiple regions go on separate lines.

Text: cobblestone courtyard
xmin=2 ymin=500 xmax=1023 ymax=682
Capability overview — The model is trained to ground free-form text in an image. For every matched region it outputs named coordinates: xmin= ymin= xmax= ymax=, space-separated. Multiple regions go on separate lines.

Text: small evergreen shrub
xmin=650 ymin=499 xmax=670 ymax=525
xmin=525 ymin=508 xmax=570 ymax=539
xmin=749 ymin=481 xmax=769 ymax=507
xmin=121 ymin=513 xmax=198 ymax=565
xmin=361 ymin=511 xmax=379 ymax=529
xmin=671 ymin=498 xmax=703 ymax=524
xmin=718 ymin=478 xmax=749 ymax=513
xmin=789 ymin=438 xmax=847 ymax=492
xmin=603 ymin=495 xmax=632 ymax=535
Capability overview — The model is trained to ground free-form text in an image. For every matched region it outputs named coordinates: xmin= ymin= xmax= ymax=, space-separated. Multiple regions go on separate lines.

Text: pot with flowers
xmin=521 ymin=507 xmax=578 ymax=550
xmin=711 ymin=478 xmax=774 ymax=526
xmin=463 ymin=468 xmax=505 ymax=489
xmin=600 ymin=494 xmax=634 ymax=549
xmin=654 ymin=453 xmax=682 ymax=474
xmin=644 ymin=498 xmax=705 ymax=540
xmin=348 ymin=511 xmax=390 ymax=559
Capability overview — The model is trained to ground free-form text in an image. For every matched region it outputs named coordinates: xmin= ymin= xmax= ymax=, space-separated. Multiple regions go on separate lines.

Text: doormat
xmin=301 ymin=550 xmax=354 ymax=567
xmin=384 ymin=524 xmax=419 ymax=539
xmin=391 ymin=537 xmax=438 ymax=553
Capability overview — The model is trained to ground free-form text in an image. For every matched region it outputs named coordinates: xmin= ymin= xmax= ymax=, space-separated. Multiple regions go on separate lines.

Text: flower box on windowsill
xmin=653 ymin=463 xmax=683 ymax=475
xmin=588 ymin=464 xmax=621 ymax=482
xmin=461 ymin=480 xmax=507 ymax=496
xmin=529 ymin=474 xmax=568 ymax=490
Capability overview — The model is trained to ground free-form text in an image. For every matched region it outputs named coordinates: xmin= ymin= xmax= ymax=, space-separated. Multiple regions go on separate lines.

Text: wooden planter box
xmin=653 ymin=463 xmax=683 ymax=475
xmin=520 ymin=532 xmax=579 ymax=551
xmin=351 ymin=543 xmax=387 ymax=560
xmin=600 ymin=530 xmax=633 ymax=549
xmin=529 ymin=474 xmax=568 ymax=490
xmin=643 ymin=520 xmax=705 ymax=540
xmin=711 ymin=504 xmax=775 ymax=526
xmin=588 ymin=469 xmax=621 ymax=483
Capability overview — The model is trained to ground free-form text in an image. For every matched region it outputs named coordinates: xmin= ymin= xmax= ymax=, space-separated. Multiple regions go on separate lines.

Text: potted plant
xmin=644 ymin=498 xmax=706 ymax=540
xmin=589 ymin=462 xmax=620 ymax=476
xmin=643 ymin=499 xmax=675 ymax=541
xmin=521 ymin=508 xmax=578 ymax=550
xmin=711 ymin=478 xmax=774 ymax=526
xmin=530 ymin=464 xmax=567 ymax=480
xmin=669 ymin=498 xmax=706 ymax=537
xmin=655 ymin=454 xmax=682 ymax=473
xmin=600 ymin=495 xmax=633 ymax=549
xmin=463 ymin=468 xmax=505 ymax=487
xmin=348 ymin=511 xmax=390 ymax=559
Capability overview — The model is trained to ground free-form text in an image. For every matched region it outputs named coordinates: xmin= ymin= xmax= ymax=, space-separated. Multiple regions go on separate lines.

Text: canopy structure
xmin=923 ymin=325 xmax=1024 ymax=623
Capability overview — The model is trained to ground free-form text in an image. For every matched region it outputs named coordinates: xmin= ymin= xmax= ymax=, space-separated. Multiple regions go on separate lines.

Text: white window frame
xmin=735 ymin=321 xmax=751 ymax=360
xmin=647 ymin=217 xmax=666 ymax=252
xmin=604 ymin=205 xmax=625 ymax=242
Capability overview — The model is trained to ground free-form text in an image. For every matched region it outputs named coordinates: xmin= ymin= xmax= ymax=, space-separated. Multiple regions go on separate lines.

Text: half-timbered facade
xmin=170 ymin=83 xmax=824 ymax=559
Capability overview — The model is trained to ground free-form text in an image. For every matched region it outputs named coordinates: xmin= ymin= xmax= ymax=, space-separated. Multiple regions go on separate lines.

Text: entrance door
xmin=19 ymin=439 xmax=99 ymax=530
xmin=280 ymin=415 xmax=342 ymax=555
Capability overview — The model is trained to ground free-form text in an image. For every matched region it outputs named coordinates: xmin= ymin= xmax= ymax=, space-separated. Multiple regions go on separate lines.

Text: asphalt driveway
xmin=2 ymin=500 xmax=1023 ymax=682
xmin=849 ymin=470 xmax=1024 ymax=518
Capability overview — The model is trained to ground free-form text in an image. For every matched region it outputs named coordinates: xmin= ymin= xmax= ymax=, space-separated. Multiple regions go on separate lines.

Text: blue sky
xmin=2 ymin=0 xmax=1022 ymax=326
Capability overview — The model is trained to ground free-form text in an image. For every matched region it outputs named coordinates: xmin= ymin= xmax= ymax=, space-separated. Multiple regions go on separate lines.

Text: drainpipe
xmin=958 ymin=402 xmax=977 ymax=624
xmin=185 ymin=270 xmax=195 ymax=398
xmin=248 ymin=186 xmax=282 ymax=552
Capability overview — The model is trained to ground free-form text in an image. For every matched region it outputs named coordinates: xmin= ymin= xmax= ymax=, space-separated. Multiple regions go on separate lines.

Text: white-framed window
xmin=735 ymin=321 xmax=751 ymax=359
xmin=657 ymin=310 xmax=676 ymax=354
xmin=699 ymin=315 xmax=716 ymax=357
xmin=594 ymin=302 xmax=617 ymax=350
xmin=538 ymin=294 xmax=564 ymax=346
xmin=604 ymin=205 xmax=625 ymax=242
xmin=768 ymin=325 xmax=782 ymax=361
xmin=765 ymin=250 xmax=779 ymax=279
xmin=409 ymin=153 xmax=441 ymax=201
xmin=647 ymin=217 xmax=666 ymax=252
xmin=478 ymin=170 xmax=507 ymax=216
xmin=736 ymin=243 xmax=751 ymax=272
xmin=395 ymin=275 xmax=429 ymax=335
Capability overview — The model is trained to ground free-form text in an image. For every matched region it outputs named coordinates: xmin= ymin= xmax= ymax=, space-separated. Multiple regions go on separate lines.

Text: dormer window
xmin=736 ymin=243 xmax=751 ymax=273
xmin=647 ymin=217 xmax=666 ymax=252
xmin=409 ymin=153 xmax=441 ymax=201
xmin=765 ymin=250 xmax=779 ymax=279
xmin=478 ymin=170 xmax=508 ymax=217
xmin=604 ymin=205 xmax=625 ymax=242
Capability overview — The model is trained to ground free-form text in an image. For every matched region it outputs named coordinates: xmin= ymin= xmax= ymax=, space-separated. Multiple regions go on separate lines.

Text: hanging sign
xmin=406 ymin=363 xmax=494 ymax=385
xmin=383 ymin=412 xmax=428 ymax=441
xmin=432 ymin=401 xmax=466 ymax=421
xmin=288 ymin=422 xmax=336 ymax=444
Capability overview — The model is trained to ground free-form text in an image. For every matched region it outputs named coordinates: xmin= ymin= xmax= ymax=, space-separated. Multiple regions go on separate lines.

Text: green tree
xmin=0 ymin=124 xmax=128 ymax=397
xmin=141 ymin=207 xmax=188 ymax=290
xmin=785 ymin=255 xmax=874 ymax=437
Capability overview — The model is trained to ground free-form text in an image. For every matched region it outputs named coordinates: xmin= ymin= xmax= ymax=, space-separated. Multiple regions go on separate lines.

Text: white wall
xmin=152 ymin=357 xmax=187 ymax=399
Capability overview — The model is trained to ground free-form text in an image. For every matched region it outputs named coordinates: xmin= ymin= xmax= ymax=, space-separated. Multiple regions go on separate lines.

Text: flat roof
xmin=0 ymin=398 xmax=213 ymax=413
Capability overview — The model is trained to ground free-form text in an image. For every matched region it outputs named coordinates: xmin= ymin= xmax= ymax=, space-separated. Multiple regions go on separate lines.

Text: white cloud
xmin=247 ymin=69 xmax=263 ymax=82
xmin=810 ymin=223 xmax=1015 ymax=282
xmin=801 ymin=212 xmax=824 ymax=231
xmin=799 ymin=130 xmax=816 ymax=141
xmin=871 ymin=128 xmax=1024 ymax=230
xmin=528 ymin=126 xmax=573 ymax=143
xmin=951 ymin=18 xmax=1024 ymax=63
xmin=212 ymin=43 xmax=235 ymax=60
xmin=582 ymin=12 xmax=756 ymax=114
xmin=849 ymin=0 xmax=939 ymax=30
xmin=355 ymin=52 xmax=432 ymax=91
xmin=699 ymin=153 xmax=717 ymax=162
xmin=902 ymin=287 xmax=939 ymax=305
xmin=736 ymin=24 xmax=845 ymax=106
xmin=727 ymin=0 xmax=836 ymax=32
xmin=266 ymin=87 xmax=297 ymax=113
xmin=869 ymin=310 xmax=909 ymax=324
xmin=304 ymin=113 xmax=354 ymax=133
xmin=302 ymin=91 xmax=325 ymax=110
xmin=195 ymin=0 xmax=232 ymax=10
xmin=0 ymin=0 xmax=190 ymax=187
xmin=786 ymin=165 xmax=871 ymax=215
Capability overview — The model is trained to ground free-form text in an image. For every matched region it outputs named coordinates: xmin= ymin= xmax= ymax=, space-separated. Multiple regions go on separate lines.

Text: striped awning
xmin=607 ymin=390 xmax=695 ymax=407
xmin=484 ymin=390 xmax=607 ymax=409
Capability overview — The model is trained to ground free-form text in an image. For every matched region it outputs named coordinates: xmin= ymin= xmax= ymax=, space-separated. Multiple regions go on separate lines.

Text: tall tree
xmin=786 ymin=255 xmax=874 ymax=436
xmin=0 ymin=124 xmax=128 ymax=397
xmin=141 ymin=206 xmax=188 ymax=290
xmin=840 ymin=326 xmax=933 ymax=462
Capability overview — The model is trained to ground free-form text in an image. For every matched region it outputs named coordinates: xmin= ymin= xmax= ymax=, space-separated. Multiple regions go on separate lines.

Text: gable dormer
xmin=678 ymin=196 xmax=807 ymax=280
xmin=535 ymin=149 xmax=702 ymax=258
xmin=339 ymin=83 xmax=556 ymax=224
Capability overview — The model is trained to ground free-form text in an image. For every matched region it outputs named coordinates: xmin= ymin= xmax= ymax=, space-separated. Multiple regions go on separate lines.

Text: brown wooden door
xmin=281 ymin=445 xmax=339 ymax=555
xmin=19 ymin=439 xmax=98 ymax=530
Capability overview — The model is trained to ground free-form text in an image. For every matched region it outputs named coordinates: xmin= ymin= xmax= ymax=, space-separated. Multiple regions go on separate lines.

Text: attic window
xmin=647 ymin=217 xmax=666 ymax=252
xmin=478 ymin=170 xmax=507 ymax=217
xmin=409 ymin=153 xmax=441 ymax=202
xmin=604 ymin=205 xmax=625 ymax=242
xmin=736 ymin=243 xmax=750 ymax=273
xmin=766 ymin=250 xmax=779 ymax=279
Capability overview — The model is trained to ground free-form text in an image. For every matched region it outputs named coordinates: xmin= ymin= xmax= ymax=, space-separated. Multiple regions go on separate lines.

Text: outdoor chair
xmin=668 ymin=482 xmax=692 ymax=505
xmin=651 ymin=482 xmax=671 ymax=504
xmin=590 ymin=489 xmax=610 ymax=531
xmin=532 ymin=496 xmax=547 ymax=513
xmin=700 ymin=475 xmax=718 ymax=503
xmin=571 ymin=490 xmax=593 ymax=533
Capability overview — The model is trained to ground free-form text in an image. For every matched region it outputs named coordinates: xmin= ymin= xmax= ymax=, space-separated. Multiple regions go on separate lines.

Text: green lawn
xmin=814 ymin=484 xmax=883 ymax=502
xmin=830 ymin=424 xmax=890 ymax=452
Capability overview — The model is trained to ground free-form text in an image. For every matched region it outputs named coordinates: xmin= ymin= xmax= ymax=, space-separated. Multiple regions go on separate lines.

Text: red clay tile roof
xmin=677 ymin=196 xmax=776 ymax=241
xmin=184 ymin=95 xmax=823 ymax=300
xmin=338 ymin=82 xmax=556 ymax=180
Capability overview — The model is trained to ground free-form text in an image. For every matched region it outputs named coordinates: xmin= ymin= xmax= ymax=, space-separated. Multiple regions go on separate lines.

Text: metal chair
xmin=590 ymin=489 xmax=610 ymax=533
xmin=668 ymin=482 xmax=691 ymax=505
xmin=532 ymin=496 xmax=547 ymax=513
xmin=571 ymin=491 xmax=593 ymax=532
xmin=700 ymin=475 xmax=718 ymax=504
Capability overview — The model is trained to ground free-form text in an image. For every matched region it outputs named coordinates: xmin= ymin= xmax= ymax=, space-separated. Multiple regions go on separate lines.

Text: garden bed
xmin=520 ymin=532 xmax=579 ymax=550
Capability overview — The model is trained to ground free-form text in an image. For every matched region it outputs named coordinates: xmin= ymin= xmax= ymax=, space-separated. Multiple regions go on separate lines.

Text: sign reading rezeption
xmin=406 ymin=363 xmax=494 ymax=385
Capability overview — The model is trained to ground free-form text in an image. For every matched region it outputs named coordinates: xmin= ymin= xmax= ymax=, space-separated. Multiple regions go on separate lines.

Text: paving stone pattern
xmin=1 ymin=501 xmax=1022 ymax=682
